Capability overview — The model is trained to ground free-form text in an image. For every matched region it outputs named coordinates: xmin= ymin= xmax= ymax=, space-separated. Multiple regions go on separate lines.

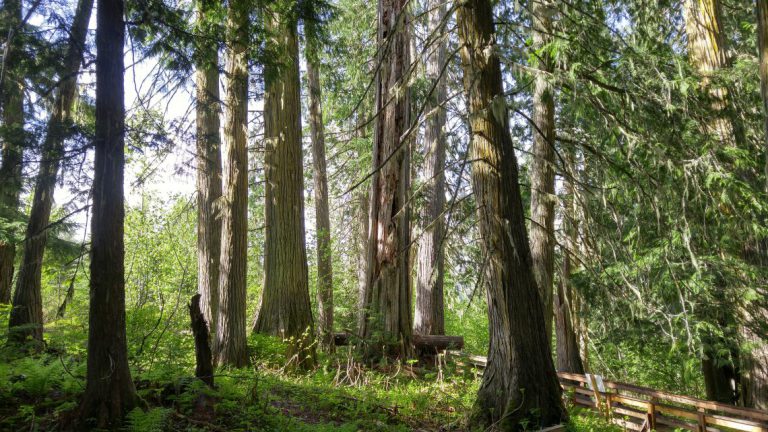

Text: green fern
xmin=125 ymin=407 xmax=172 ymax=432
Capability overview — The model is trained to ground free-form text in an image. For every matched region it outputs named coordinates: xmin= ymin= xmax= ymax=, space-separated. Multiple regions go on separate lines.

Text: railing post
xmin=697 ymin=407 xmax=706 ymax=432
xmin=646 ymin=399 xmax=656 ymax=431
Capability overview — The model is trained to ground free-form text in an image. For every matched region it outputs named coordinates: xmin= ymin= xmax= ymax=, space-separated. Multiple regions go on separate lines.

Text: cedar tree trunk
xmin=457 ymin=0 xmax=567 ymax=428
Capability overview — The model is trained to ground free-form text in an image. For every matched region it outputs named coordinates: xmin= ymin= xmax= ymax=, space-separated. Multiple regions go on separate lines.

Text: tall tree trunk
xmin=195 ymin=0 xmax=223 ymax=338
xmin=682 ymin=0 xmax=743 ymax=403
xmin=0 ymin=0 xmax=25 ymax=304
xmin=414 ymin=0 xmax=447 ymax=337
xmin=457 ymin=0 xmax=567 ymax=428
xmin=555 ymin=151 xmax=584 ymax=374
xmin=8 ymin=0 xmax=93 ymax=346
xmin=254 ymin=12 xmax=315 ymax=368
xmin=358 ymin=0 xmax=413 ymax=361
xmin=215 ymin=0 xmax=249 ymax=368
xmin=682 ymin=0 xmax=734 ymax=143
xmin=78 ymin=0 xmax=138 ymax=426
xmin=529 ymin=0 xmax=556 ymax=341
xmin=306 ymin=47 xmax=334 ymax=352
xmin=742 ymin=0 xmax=768 ymax=410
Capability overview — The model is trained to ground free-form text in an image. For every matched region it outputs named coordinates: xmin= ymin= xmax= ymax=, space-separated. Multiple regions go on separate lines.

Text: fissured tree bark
xmin=528 ymin=0 xmax=556 ymax=341
xmin=78 ymin=0 xmax=138 ymax=426
xmin=457 ymin=0 xmax=567 ymax=428
xmin=414 ymin=0 xmax=447 ymax=337
xmin=194 ymin=0 xmax=223 ymax=339
xmin=215 ymin=0 xmax=249 ymax=368
xmin=306 ymin=38 xmax=334 ymax=352
xmin=358 ymin=0 xmax=413 ymax=362
xmin=254 ymin=9 xmax=315 ymax=368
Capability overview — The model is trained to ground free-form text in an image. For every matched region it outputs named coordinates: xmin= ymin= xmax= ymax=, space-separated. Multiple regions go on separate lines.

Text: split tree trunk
xmin=254 ymin=12 xmax=315 ymax=368
xmin=358 ymin=0 xmax=413 ymax=362
xmin=529 ymin=0 xmax=556 ymax=341
xmin=0 ymin=0 xmax=25 ymax=304
xmin=456 ymin=0 xmax=567 ymax=428
xmin=414 ymin=0 xmax=447 ymax=337
xmin=78 ymin=0 xmax=138 ymax=426
xmin=215 ymin=0 xmax=249 ymax=368
xmin=8 ymin=0 xmax=93 ymax=346
xmin=195 ymin=0 xmax=223 ymax=341
xmin=555 ymin=151 xmax=585 ymax=374
xmin=306 ymin=47 xmax=334 ymax=352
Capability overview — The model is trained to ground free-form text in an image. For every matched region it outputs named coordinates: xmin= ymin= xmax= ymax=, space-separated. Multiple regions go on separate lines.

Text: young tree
xmin=306 ymin=37 xmax=334 ymax=352
xmin=254 ymin=7 xmax=315 ymax=367
xmin=356 ymin=186 xmax=369 ymax=326
xmin=414 ymin=0 xmax=447 ymax=337
xmin=8 ymin=0 xmax=93 ymax=345
xmin=528 ymin=0 xmax=556 ymax=340
xmin=215 ymin=0 xmax=249 ymax=368
xmin=78 ymin=0 xmax=138 ymax=425
xmin=355 ymin=112 xmax=370 ymax=333
xmin=0 ymin=0 xmax=25 ymax=304
xmin=358 ymin=0 xmax=413 ymax=361
xmin=456 ymin=0 xmax=566 ymax=427
xmin=195 ymin=0 xmax=223 ymax=336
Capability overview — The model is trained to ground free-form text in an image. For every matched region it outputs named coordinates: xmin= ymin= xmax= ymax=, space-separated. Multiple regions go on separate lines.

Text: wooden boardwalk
xmin=447 ymin=352 xmax=768 ymax=432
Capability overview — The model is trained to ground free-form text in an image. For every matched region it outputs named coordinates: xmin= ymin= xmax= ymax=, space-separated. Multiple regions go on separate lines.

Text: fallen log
xmin=413 ymin=335 xmax=465 ymax=351
xmin=333 ymin=332 xmax=464 ymax=351
xmin=447 ymin=350 xmax=488 ymax=368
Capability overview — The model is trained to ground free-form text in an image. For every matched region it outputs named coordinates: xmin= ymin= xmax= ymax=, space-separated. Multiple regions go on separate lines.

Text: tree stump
xmin=189 ymin=294 xmax=214 ymax=387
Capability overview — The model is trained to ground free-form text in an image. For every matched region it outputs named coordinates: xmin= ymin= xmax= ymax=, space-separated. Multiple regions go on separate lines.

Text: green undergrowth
xmin=0 ymin=329 xmax=618 ymax=431
xmin=566 ymin=408 xmax=623 ymax=432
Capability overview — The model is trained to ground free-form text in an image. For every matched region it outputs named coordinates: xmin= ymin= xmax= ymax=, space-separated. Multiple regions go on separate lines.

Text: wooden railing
xmin=445 ymin=352 xmax=768 ymax=432
xmin=559 ymin=372 xmax=768 ymax=432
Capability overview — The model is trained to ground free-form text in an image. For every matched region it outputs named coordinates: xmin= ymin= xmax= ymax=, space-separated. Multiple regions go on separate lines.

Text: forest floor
xmin=0 ymin=332 xmax=618 ymax=431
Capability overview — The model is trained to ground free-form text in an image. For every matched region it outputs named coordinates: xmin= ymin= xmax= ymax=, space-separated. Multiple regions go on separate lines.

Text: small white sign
xmin=585 ymin=373 xmax=606 ymax=393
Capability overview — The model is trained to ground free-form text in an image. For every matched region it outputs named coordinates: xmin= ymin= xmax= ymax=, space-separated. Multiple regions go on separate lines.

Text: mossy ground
xmin=0 ymin=312 xmax=616 ymax=432
xmin=0 ymin=347 xmax=617 ymax=431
